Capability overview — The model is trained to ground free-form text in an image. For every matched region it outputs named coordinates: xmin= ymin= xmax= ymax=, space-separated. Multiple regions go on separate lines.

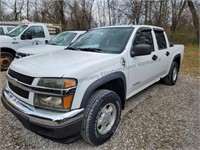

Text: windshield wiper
xmin=67 ymin=46 xmax=80 ymax=50
xmin=79 ymin=48 xmax=103 ymax=53
xmin=48 ymin=43 xmax=57 ymax=45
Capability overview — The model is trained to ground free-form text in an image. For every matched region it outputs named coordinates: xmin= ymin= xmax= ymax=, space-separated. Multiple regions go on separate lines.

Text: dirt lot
xmin=0 ymin=71 xmax=199 ymax=150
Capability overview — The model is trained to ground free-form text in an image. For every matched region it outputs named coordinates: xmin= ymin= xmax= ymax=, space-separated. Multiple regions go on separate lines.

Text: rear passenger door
xmin=153 ymin=28 xmax=169 ymax=75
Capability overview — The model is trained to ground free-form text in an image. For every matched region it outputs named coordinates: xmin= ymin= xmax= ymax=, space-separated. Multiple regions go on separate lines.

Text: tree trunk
xmin=58 ymin=0 xmax=66 ymax=31
xmin=26 ymin=0 xmax=29 ymax=20
xmin=187 ymin=0 xmax=199 ymax=41
xmin=14 ymin=0 xmax=18 ymax=21
xmin=107 ymin=0 xmax=111 ymax=25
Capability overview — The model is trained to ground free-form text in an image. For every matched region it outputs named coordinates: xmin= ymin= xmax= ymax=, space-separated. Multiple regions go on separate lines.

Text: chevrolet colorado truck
xmin=15 ymin=31 xmax=85 ymax=59
xmin=0 ymin=23 xmax=53 ymax=71
xmin=1 ymin=25 xmax=184 ymax=146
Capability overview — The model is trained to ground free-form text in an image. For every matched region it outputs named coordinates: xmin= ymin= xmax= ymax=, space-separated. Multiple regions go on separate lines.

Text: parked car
xmin=0 ymin=23 xmax=56 ymax=71
xmin=15 ymin=31 xmax=86 ymax=59
xmin=1 ymin=25 xmax=184 ymax=146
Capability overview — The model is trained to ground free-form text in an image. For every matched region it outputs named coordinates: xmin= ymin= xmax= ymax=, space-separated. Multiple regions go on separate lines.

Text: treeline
xmin=0 ymin=0 xmax=199 ymax=44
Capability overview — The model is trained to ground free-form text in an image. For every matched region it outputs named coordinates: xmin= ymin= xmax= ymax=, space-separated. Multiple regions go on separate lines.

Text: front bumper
xmin=1 ymin=88 xmax=84 ymax=142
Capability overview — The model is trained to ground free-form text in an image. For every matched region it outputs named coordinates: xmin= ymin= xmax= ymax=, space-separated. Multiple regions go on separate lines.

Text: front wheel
xmin=163 ymin=61 xmax=179 ymax=85
xmin=0 ymin=52 xmax=14 ymax=71
xmin=81 ymin=89 xmax=122 ymax=146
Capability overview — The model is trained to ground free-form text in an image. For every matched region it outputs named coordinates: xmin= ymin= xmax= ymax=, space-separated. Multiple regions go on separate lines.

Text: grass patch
xmin=180 ymin=45 xmax=199 ymax=77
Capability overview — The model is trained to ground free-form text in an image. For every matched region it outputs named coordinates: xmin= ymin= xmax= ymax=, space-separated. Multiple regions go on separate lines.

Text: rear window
xmin=154 ymin=31 xmax=167 ymax=50
xmin=0 ymin=27 xmax=4 ymax=35
xmin=7 ymin=27 xmax=14 ymax=32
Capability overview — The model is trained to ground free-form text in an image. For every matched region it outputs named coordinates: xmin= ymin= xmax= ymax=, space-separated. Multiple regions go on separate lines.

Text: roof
xmin=64 ymin=30 xmax=86 ymax=33
xmin=96 ymin=25 xmax=163 ymax=30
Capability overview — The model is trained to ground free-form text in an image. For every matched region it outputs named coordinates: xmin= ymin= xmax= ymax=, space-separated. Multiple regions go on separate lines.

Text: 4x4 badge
xmin=120 ymin=57 xmax=126 ymax=67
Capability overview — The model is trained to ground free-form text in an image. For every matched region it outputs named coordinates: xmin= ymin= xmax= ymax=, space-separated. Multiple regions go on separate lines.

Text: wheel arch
xmin=172 ymin=54 xmax=181 ymax=71
xmin=80 ymin=72 xmax=127 ymax=109
xmin=1 ymin=47 xmax=16 ymax=56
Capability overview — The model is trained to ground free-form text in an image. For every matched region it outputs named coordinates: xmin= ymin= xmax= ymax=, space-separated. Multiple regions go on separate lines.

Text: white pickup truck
xmin=1 ymin=25 xmax=184 ymax=146
xmin=0 ymin=23 xmax=53 ymax=71
xmin=15 ymin=31 xmax=85 ymax=59
xmin=0 ymin=26 xmax=14 ymax=35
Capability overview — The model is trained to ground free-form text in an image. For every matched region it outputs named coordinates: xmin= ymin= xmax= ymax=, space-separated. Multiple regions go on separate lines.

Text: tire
xmin=163 ymin=61 xmax=179 ymax=85
xmin=0 ymin=52 xmax=14 ymax=71
xmin=81 ymin=89 xmax=122 ymax=146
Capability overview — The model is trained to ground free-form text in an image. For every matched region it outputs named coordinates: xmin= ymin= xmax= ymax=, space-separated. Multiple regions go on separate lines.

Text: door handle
xmin=166 ymin=51 xmax=170 ymax=56
xmin=152 ymin=55 xmax=158 ymax=61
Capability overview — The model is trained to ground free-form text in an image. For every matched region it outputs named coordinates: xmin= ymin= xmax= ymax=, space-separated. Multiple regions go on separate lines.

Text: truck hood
xmin=0 ymin=35 xmax=13 ymax=41
xmin=10 ymin=50 xmax=119 ymax=78
xmin=17 ymin=45 xmax=66 ymax=55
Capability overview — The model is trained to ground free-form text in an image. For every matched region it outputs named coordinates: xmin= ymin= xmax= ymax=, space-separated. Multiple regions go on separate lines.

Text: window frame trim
xmin=153 ymin=28 xmax=167 ymax=50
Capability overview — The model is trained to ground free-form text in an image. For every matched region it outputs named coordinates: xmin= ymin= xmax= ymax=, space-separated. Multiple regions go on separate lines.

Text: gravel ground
xmin=0 ymin=72 xmax=199 ymax=150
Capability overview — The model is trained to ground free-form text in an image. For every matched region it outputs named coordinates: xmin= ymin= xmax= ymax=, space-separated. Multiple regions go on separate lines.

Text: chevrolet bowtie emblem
xmin=11 ymin=78 xmax=18 ymax=87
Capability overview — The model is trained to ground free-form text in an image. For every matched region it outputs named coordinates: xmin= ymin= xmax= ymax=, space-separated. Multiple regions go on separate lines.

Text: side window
xmin=0 ymin=27 xmax=5 ymax=35
xmin=132 ymin=30 xmax=154 ymax=51
xmin=7 ymin=27 xmax=14 ymax=32
xmin=154 ymin=31 xmax=167 ymax=50
xmin=24 ymin=26 xmax=45 ymax=38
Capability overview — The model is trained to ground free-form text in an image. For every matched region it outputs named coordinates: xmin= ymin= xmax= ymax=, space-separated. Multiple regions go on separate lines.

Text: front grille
xmin=8 ymin=82 xmax=29 ymax=99
xmin=8 ymin=69 xmax=34 ymax=85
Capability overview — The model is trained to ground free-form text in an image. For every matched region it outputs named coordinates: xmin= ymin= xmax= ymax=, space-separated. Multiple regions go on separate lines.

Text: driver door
xmin=20 ymin=26 xmax=46 ymax=47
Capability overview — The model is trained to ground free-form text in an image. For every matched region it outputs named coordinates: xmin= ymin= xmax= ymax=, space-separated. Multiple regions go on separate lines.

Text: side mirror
xmin=21 ymin=32 xmax=32 ymax=40
xmin=130 ymin=44 xmax=152 ymax=57
xmin=169 ymin=42 xmax=174 ymax=47
xmin=45 ymin=40 xmax=48 ymax=44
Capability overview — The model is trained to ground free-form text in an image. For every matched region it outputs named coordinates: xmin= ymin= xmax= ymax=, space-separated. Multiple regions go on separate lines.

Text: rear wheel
xmin=0 ymin=52 xmax=14 ymax=71
xmin=81 ymin=89 xmax=122 ymax=146
xmin=163 ymin=61 xmax=179 ymax=85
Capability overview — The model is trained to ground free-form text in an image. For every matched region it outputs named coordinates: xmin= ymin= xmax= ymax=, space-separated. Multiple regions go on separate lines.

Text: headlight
xmin=37 ymin=78 xmax=76 ymax=88
xmin=34 ymin=78 xmax=77 ymax=111
xmin=34 ymin=94 xmax=73 ymax=111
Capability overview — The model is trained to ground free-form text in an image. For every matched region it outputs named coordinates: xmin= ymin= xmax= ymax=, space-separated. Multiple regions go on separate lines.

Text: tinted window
xmin=0 ymin=27 xmax=4 ymax=35
xmin=154 ymin=31 xmax=167 ymax=49
xmin=24 ymin=26 xmax=45 ymax=38
xmin=132 ymin=30 xmax=154 ymax=51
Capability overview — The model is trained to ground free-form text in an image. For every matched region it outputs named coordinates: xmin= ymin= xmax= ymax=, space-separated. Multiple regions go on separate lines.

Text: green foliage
xmin=167 ymin=31 xmax=198 ymax=45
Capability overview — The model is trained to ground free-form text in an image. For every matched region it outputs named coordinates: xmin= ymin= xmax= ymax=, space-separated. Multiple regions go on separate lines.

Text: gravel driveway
xmin=0 ymin=72 xmax=199 ymax=150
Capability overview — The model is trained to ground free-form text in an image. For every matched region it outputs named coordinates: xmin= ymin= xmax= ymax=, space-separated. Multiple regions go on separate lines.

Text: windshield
xmin=48 ymin=32 xmax=77 ymax=46
xmin=69 ymin=27 xmax=134 ymax=53
xmin=7 ymin=25 xmax=28 ymax=37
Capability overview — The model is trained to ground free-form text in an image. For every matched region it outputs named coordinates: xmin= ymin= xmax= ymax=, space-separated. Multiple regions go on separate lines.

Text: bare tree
xmin=0 ymin=0 xmax=4 ymax=20
xmin=58 ymin=0 xmax=66 ymax=31
xmin=130 ymin=0 xmax=143 ymax=24
xmin=3 ymin=0 xmax=24 ymax=21
xmin=171 ymin=0 xmax=187 ymax=32
xmin=187 ymin=0 xmax=199 ymax=41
